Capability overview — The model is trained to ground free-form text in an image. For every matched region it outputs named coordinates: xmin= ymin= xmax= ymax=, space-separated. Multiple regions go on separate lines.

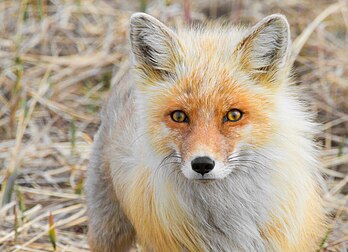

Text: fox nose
xmin=191 ymin=156 xmax=215 ymax=176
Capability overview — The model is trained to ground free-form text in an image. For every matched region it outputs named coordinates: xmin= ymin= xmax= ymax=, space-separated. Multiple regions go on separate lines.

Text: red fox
xmin=85 ymin=13 xmax=327 ymax=252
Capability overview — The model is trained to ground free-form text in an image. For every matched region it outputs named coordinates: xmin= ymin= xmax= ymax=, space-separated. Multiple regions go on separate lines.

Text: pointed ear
xmin=235 ymin=14 xmax=291 ymax=84
xmin=129 ymin=13 xmax=183 ymax=78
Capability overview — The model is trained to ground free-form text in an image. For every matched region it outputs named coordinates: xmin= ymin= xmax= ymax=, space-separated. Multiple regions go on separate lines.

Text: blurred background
xmin=0 ymin=0 xmax=347 ymax=251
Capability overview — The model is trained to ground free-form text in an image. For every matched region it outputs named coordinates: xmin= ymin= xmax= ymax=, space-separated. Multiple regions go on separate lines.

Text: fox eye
xmin=224 ymin=109 xmax=243 ymax=122
xmin=171 ymin=110 xmax=188 ymax=123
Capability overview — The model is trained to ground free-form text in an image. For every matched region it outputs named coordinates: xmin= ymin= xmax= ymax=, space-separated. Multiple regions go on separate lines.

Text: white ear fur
xmin=129 ymin=13 xmax=182 ymax=76
xmin=236 ymin=14 xmax=291 ymax=81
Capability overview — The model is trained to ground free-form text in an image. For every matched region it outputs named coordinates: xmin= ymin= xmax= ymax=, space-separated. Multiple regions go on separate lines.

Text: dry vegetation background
xmin=0 ymin=0 xmax=347 ymax=251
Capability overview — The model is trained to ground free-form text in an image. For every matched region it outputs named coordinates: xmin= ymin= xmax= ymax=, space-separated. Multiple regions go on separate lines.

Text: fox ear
xmin=129 ymin=13 xmax=182 ymax=78
xmin=235 ymin=14 xmax=291 ymax=84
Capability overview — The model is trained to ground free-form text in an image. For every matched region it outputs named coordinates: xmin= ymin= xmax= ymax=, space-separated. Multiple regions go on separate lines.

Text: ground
xmin=0 ymin=0 xmax=347 ymax=251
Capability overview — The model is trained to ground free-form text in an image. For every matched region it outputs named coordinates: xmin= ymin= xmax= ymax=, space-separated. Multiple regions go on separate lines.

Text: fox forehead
xmin=148 ymin=67 xmax=275 ymax=116
xmin=176 ymin=26 xmax=247 ymax=64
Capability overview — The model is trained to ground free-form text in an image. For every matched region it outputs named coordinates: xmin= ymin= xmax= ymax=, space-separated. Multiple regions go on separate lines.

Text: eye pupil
xmin=226 ymin=109 xmax=243 ymax=122
xmin=171 ymin=110 xmax=187 ymax=123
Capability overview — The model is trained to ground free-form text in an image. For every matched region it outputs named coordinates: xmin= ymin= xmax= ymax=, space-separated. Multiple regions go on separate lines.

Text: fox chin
xmin=85 ymin=12 xmax=328 ymax=252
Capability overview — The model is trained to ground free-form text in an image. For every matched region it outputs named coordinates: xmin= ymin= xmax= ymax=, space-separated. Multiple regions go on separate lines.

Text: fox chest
xmin=122 ymin=173 xmax=205 ymax=251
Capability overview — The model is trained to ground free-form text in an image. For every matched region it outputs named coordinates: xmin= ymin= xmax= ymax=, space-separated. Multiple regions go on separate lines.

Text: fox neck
xmin=129 ymin=137 xmax=278 ymax=251
xmin=175 ymin=172 xmax=273 ymax=251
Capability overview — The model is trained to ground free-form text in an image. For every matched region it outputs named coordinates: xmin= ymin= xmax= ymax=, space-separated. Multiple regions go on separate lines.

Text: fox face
xmin=130 ymin=14 xmax=291 ymax=180
xmin=141 ymin=72 xmax=277 ymax=180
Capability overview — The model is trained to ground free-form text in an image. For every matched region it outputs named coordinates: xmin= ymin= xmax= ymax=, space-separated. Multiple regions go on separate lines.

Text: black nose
xmin=191 ymin=156 xmax=215 ymax=176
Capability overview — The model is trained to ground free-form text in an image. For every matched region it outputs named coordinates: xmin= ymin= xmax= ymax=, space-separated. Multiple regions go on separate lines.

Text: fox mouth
xmin=196 ymin=177 xmax=215 ymax=180
xmin=193 ymin=177 xmax=218 ymax=185
xmin=192 ymin=174 xmax=219 ymax=182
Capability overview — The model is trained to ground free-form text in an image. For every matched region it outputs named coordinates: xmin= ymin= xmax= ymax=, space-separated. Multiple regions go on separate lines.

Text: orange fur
xmin=124 ymin=168 xmax=205 ymax=252
xmin=147 ymin=70 xmax=275 ymax=161
xmin=261 ymin=184 xmax=327 ymax=251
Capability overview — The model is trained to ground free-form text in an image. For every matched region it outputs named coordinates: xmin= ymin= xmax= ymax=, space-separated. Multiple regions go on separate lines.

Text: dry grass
xmin=0 ymin=0 xmax=347 ymax=251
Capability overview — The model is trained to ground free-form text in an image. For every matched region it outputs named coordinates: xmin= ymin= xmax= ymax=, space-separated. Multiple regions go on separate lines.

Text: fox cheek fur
xmin=86 ymin=12 xmax=327 ymax=252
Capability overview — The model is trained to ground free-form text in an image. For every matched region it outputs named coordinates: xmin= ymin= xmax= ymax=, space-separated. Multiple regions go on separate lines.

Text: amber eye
xmin=225 ymin=109 xmax=243 ymax=122
xmin=171 ymin=110 xmax=188 ymax=123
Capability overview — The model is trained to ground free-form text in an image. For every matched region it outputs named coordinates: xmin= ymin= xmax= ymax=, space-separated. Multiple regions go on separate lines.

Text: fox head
xmin=129 ymin=13 xmax=292 ymax=180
